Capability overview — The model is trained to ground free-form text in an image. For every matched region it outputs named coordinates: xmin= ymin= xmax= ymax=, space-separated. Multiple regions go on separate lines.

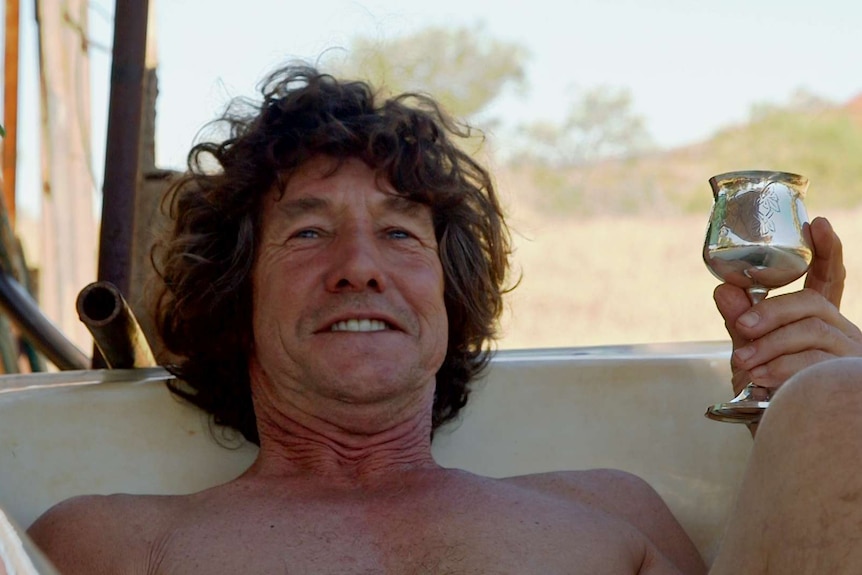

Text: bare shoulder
xmin=503 ymin=468 xmax=672 ymax=518
xmin=503 ymin=469 xmax=707 ymax=575
xmin=27 ymin=493 xmax=175 ymax=575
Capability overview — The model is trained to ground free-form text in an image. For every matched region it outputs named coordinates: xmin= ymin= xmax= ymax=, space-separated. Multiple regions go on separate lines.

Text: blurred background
xmin=1 ymin=0 xmax=861 ymax=370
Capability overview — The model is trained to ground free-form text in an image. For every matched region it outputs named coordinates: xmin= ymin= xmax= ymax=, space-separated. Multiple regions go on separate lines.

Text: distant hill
xmin=506 ymin=94 xmax=862 ymax=217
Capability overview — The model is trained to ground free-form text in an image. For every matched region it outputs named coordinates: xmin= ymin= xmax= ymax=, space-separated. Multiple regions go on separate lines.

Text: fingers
xmin=730 ymin=338 xmax=837 ymax=395
xmin=804 ymin=216 xmax=846 ymax=308
xmin=732 ymin=288 xmax=847 ymax=342
xmin=713 ymin=283 xmax=752 ymax=350
xmin=729 ymin=290 xmax=862 ymax=388
xmin=715 ymin=283 xmax=769 ymax=395
xmin=733 ymin=319 xmax=862 ymax=388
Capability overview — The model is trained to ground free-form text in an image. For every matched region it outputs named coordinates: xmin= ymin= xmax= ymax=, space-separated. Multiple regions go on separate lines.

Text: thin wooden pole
xmin=0 ymin=0 xmax=22 ymax=371
xmin=3 ymin=0 xmax=20 ymax=227
xmin=36 ymin=0 xmax=99 ymax=358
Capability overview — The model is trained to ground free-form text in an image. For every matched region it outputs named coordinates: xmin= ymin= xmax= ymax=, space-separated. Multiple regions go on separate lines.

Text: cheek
xmin=411 ymin=256 xmax=445 ymax=308
xmin=424 ymin=263 xmax=449 ymax=356
xmin=431 ymin=279 xmax=448 ymax=331
xmin=435 ymin=308 xmax=449 ymax=359
xmin=250 ymin=264 xmax=291 ymax=341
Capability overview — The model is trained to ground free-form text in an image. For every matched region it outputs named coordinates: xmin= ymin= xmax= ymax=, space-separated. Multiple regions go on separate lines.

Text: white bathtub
xmin=0 ymin=341 xmax=750 ymax=572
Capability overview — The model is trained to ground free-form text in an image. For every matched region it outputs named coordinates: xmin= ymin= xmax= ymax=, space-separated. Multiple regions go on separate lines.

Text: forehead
xmin=280 ymin=156 xmax=389 ymax=200
xmin=271 ymin=156 xmax=430 ymax=217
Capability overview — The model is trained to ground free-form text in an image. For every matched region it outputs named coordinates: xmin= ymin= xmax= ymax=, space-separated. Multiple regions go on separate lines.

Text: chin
xmin=323 ymin=364 xmax=433 ymax=397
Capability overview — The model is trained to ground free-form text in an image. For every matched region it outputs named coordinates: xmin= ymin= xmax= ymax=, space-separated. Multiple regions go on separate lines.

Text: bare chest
xmin=147 ymin=493 xmax=650 ymax=575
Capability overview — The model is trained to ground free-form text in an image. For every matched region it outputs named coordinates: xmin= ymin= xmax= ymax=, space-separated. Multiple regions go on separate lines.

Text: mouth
xmin=329 ymin=318 xmax=394 ymax=333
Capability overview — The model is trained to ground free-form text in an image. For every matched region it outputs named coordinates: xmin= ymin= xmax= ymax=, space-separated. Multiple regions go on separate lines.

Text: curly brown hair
xmin=153 ymin=64 xmax=512 ymax=444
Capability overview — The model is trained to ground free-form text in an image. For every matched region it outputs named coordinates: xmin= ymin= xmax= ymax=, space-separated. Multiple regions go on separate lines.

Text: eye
xmin=386 ymin=229 xmax=412 ymax=240
xmin=292 ymin=228 xmax=320 ymax=239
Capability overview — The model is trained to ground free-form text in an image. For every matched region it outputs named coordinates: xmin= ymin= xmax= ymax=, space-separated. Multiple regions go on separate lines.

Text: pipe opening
xmin=81 ymin=286 xmax=120 ymax=323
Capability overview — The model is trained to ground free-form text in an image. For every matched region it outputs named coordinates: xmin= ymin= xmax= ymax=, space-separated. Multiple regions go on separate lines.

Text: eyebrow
xmin=379 ymin=194 xmax=428 ymax=220
xmin=275 ymin=194 xmax=428 ymax=221
xmin=275 ymin=196 xmax=330 ymax=220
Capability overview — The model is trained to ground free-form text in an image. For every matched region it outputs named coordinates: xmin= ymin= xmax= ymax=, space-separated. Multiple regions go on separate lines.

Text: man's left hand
xmin=713 ymin=216 xmax=862 ymax=396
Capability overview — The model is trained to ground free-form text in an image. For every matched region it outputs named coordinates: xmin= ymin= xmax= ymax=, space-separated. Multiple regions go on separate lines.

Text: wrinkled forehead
xmin=264 ymin=155 xmax=434 ymax=222
xmin=278 ymin=155 xmax=389 ymax=193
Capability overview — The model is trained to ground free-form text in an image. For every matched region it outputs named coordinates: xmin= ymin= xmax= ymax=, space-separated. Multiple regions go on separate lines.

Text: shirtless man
xmin=27 ymin=64 xmax=862 ymax=574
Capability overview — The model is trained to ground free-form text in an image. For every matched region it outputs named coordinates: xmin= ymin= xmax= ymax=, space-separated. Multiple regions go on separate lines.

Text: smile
xmin=330 ymin=319 xmax=391 ymax=332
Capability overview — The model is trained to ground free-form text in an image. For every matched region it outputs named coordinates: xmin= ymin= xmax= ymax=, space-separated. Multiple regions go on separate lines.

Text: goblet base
xmin=705 ymin=400 xmax=768 ymax=424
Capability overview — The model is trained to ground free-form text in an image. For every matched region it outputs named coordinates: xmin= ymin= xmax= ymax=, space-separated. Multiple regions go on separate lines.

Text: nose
xmin=324 ymin=232 xmax=386 ymax=293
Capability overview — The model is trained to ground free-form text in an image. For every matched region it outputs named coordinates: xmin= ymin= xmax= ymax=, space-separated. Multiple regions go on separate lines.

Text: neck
xmin=248 ymin=392 xmax=438 ymax=486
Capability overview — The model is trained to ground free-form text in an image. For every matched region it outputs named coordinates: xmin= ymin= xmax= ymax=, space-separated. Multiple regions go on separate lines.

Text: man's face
xmin=249 ymin=156 xmax=448 ymax=417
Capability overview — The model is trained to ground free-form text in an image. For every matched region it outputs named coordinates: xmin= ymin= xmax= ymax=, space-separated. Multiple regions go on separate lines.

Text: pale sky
xmin=8 ymin=0 xmax=862 ymax=213
xmin=151 ymin=0 xmax=862 ymax=163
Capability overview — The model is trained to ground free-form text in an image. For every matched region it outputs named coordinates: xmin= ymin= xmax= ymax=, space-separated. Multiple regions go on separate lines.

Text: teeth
xmin=331 ymin=319 xmax=389 ymax=332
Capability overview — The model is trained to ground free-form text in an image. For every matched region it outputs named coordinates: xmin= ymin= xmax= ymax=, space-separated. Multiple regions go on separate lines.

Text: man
xmin=27 ymin=64 xmax=862 ymax=574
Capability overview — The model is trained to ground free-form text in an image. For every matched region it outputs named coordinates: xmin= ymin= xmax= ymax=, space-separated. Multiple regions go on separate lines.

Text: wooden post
xmin=36 ymin=0 xmax=98 ymax=355
xmin=3 ymin=0 xmax=19 ymax=227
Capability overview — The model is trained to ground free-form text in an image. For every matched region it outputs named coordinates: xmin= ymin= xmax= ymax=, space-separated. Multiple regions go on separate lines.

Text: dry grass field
xmin=489 ymin=96 xmax=862 ymax=350
xmin=497 ymin=205 xmax=862 ymax=350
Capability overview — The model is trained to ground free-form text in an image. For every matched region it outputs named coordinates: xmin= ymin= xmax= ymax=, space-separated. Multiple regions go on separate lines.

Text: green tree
xmin=517 ymin=86 xmax=653 ymax=167
xmin=323 ymin=25 xmax=528 ymax=122
xmin=749 ymin=87 xmax=833 ymax=121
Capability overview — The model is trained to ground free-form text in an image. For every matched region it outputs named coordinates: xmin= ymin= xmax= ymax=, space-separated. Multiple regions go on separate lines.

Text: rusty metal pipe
xmin=76 ymin=281 xmax=156 ymax=369
xmin=96 ymin=0 xmax=150 ymax=296
xmin=0 ymin=271 xmax=89 ymax=370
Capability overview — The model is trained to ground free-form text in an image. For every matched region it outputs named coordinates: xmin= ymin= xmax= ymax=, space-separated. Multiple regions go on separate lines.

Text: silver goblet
xmin=702 ymin=170 xmax=813 ymax=424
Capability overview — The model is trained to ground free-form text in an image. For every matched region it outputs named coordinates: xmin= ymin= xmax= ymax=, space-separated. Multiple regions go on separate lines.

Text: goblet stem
xmin=725 ymin=382 xmax=771 ymax=404
xmin=705 ymin=286 xmax=771 ymax=423
xmin=740 ymin=286 xmax=771 ymax=400
xmin=747 ymin=286 xmax=768 ymax=306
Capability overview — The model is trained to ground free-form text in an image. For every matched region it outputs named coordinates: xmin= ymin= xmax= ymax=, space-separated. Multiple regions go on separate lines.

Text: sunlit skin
xmin=247 ymin=155 xmax=449 ymax=479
